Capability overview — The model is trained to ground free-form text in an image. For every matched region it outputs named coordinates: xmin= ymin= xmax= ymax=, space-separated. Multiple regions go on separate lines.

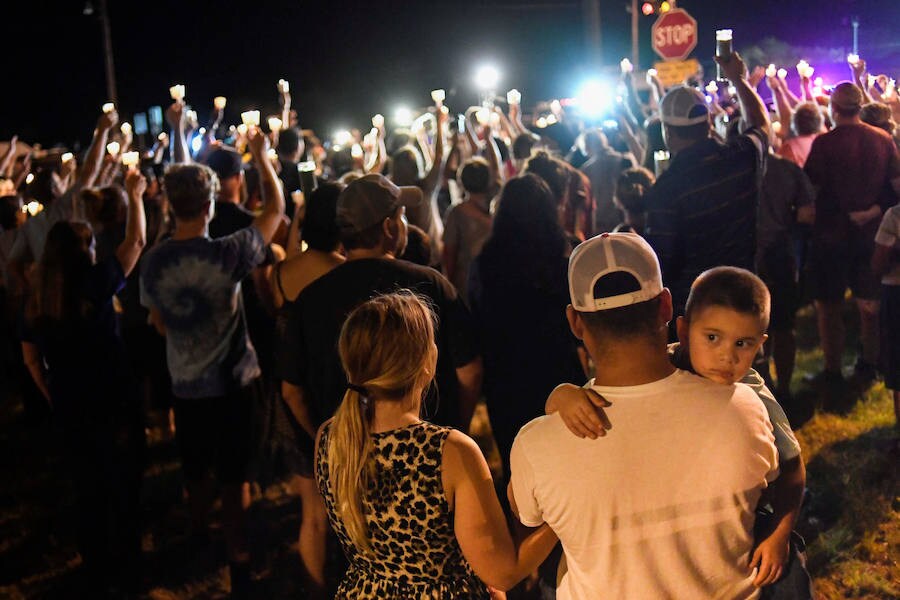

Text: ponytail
xmin=326 ymin=291 xmax=439 ymax=555
xmin=328 ymin=385 xmax=375 ymax=553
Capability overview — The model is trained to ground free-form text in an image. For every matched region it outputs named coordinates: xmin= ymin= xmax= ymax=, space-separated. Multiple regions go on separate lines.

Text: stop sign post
xmin=652 ymin=8 xmax=698 ymax=62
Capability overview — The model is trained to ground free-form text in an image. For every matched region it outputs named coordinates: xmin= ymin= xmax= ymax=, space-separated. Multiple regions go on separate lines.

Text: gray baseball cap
xmin=336 ymin=174 xmax=422 ymax=234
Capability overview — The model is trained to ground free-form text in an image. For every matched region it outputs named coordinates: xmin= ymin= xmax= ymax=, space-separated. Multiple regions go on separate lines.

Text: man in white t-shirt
xmin=509 ymin=232 xmax=779 ymax=599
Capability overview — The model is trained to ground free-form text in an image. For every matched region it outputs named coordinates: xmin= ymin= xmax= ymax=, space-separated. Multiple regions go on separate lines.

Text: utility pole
xmin=631 ymin=0 xmax=639 ymax=66
xmin=582 ymin=0 xmax=602 ymax=69
xmin=99 ymin=0 xmax=117 ymax=104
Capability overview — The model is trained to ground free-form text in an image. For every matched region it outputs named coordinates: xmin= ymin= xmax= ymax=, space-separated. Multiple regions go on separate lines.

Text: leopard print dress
xmin=316 ymin=421 xmax=491 ymax=599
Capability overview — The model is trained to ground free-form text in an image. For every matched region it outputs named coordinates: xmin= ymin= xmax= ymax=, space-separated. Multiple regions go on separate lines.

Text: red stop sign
xmin=651 ymin=8 xmax=698 ymax=61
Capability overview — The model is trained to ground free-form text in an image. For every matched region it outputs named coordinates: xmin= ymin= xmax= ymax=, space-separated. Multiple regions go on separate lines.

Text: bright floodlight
xmin=334 ymin=130 xmax=353 ymax=146
xmin=576 ymin=80 xmax=614 ymax=118
xmin=394 ymin=106 xmax=414 ymax=127
xmin=475 ymin=65 xmax=501 ymax=90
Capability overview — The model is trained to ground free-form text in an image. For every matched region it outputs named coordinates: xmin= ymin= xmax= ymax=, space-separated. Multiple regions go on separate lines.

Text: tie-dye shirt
xmin=140 ymin=227 xmax=266 ymax=398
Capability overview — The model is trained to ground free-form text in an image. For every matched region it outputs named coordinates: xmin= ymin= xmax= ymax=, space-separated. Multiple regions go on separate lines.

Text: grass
xmin=786 ymin=304 xmax=899 ymax=600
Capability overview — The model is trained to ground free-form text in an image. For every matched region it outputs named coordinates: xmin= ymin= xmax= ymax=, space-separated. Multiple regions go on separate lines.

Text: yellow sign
xmin=652 ymin=59 xmax=701 ymax=87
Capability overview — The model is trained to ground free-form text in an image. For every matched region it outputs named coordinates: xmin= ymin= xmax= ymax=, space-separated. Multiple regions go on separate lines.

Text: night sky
xmin=4 ymin=0 xmax=898 ymax=149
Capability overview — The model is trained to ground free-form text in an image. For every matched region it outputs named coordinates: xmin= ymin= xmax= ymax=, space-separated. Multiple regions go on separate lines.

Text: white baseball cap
xmin=568 ymin=232 xmax=664 ymax=312
xmin=659 ymin=85 xmax=710 ymax=126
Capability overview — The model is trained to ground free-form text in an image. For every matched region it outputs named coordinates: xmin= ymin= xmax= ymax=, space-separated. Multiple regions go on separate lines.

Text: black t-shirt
xmin=210 ymin=201 xmax=254 ymax=238
xmin=277 ymin=258 xmax=479 ymax=429
xmin=20 ymin=257 xmax=132 ymax=416
xmin=209 ymin=201 xmax=276 ymax=373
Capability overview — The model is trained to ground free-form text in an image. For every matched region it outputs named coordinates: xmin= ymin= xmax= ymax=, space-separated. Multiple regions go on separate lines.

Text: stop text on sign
xmin=651 ymin=8 xmax=698 ymax=62
xmin=655 ymin=24 xmax=694 ymax=47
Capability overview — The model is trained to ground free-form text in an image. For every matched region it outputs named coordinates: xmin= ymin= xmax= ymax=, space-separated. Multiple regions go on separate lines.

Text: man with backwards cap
xmin=802 ymin=81 xmax=900 ymax=391
xmin=643 ymin=52 xmax=771 ymax=326
xmin=508 ymin=232 xmax=778 ymax=599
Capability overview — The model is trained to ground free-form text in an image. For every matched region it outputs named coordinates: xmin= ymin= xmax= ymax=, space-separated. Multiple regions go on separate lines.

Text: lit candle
xmin=777 ymin=68 xmax=788 ymax=80
xmin=847 ymin=53 xmax=860 ymax=66
xmin=241 ymin=110 xmax=260 ymax=127
xmin=277 ymin=79 xmax=290 ymax=93
xmin=372 ymin=114 xmax=385 ymax=128
xmin=653 ymin=150 xmax=671 ymax=176
xmin=620 ymin=58 xmax=634 ymax=73
xmin=169 ymin=84 xmax=185 ymax=101
xmin=102 ymin=102 xmax=115 ymax=113
xmin=121 ymin=151 xmax=140 ymax=167
xmin=214 ymin=96 xmax=227 ymax=109
xmin=268 ymin=116 xmax=283 ymax=132
xmin=506 ymin=89 xmax=521 ymax=105
xmin=120 ymin=122 xmax=132 ymax=136
xmin=106 ymin=141 xmax=120 ymax=156
xmin=765 ymin=64 xmax=777 ymax=78
xmin=431 ymin=89 xmax=446 ymax=106
xmin=716 ymin=29 xmax=733 ymax=81
xmin=61 ymin=152 xmax=74 ymax=163
xmin=715 ymin=29 xmax=733 ymax=58
xmin=705 ymin=81 xmax=719 ymax=93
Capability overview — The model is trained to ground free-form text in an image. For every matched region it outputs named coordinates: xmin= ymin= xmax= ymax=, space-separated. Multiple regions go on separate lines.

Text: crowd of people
xmin=1 ymin=45 xmax=898 ymax=600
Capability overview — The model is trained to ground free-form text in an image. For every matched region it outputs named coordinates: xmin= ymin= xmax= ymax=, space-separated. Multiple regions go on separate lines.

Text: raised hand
xmin=247 ymin=126 xmax=270 ymax=159
xmin=125 ymin=168 xmax=148 ymax=199
xmin=165 ymin=102 xmax=185 ymax=130
xmin=98 ymin=109 xmax=119 ymax=131
xmin=748 ymin=66 xmax=766 ymax=89
xmin=715 ymin=51 xmax=748 ymax=83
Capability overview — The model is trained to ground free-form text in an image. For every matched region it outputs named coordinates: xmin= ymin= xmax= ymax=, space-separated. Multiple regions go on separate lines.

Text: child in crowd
xmin=872 ymin=203 xmax=900 ymax=454
xmin=546 ymin=266 xmax=811 ymax=596
xmin=611 ymin=166 xmax=654 ymax=236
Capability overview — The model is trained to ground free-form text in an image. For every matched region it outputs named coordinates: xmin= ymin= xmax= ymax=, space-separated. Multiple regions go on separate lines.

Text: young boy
xmin=872 ymin=203 xmax=900 ymax=453
xmin=547 ymin=266 xmax=809 ymax=593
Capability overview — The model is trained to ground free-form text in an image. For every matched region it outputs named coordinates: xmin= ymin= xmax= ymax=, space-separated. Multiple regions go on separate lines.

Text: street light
xmin=474 ymin=65 xmax=501 ymax=92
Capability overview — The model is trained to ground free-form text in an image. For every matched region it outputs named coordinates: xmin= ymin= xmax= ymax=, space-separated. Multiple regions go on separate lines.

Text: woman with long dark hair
xmin=468 ymin=174 xmax=587 ymax=484
xmin=20 ymin=169 xmax=147 ymax=594
xmin=315 ymin=292 xmax=557 ymax=598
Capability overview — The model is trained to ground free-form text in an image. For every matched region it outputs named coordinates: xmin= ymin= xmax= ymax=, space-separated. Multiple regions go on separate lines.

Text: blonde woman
xmin=315 ymin=292 xmax=557 ymax=598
